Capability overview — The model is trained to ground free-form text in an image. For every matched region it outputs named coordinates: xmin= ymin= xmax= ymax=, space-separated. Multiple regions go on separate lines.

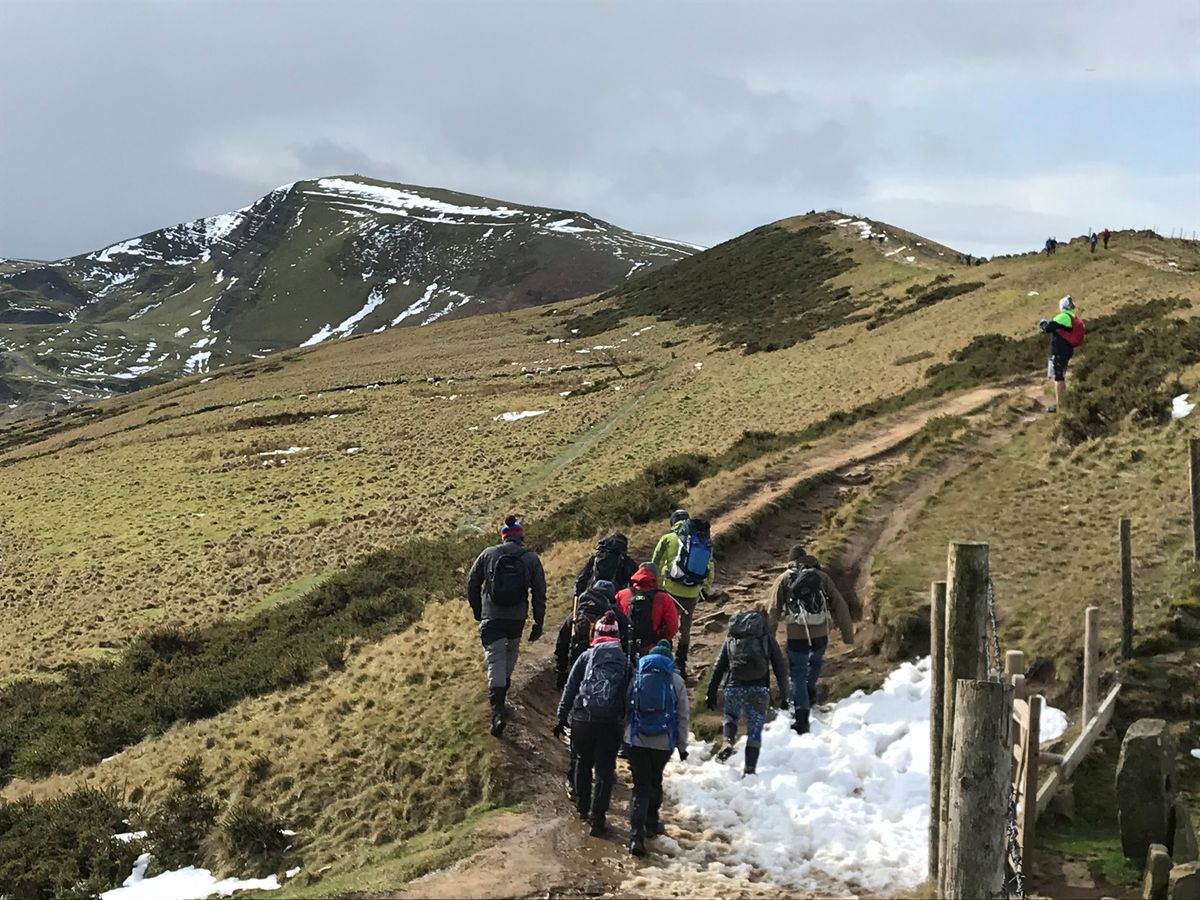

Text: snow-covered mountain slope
xmin=0 ymin=176 xmax=697 ymax=421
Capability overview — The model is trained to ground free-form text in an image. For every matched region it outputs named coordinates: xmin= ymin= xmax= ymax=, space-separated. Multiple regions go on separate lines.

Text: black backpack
xmin=488 ymin=548 xmax=529 ymax=607
xmin=784 ymin=566 xmax=829 ymax=626
xmin=590 ymin=536 xmax=627 ymax=588
xmin=569 ymin=595 xmax=611 ymax=666
xmin=628 ymin=591 xmax=657 ymax=650
xmin=575 ymin=643 xmax=628 ymax=721
xmin=727 ymin=610 xmax=770 ymax=682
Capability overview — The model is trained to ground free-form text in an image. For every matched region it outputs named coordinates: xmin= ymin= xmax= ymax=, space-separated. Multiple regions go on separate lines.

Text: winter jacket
xmin=573 ymin=549 xmax=639 ymax=599
xmin=1040 ymin=310 xmax=1080 ymax=358
xmin=554 ymin=588 xmax=631 ymax=686
xmin=557 ymin=639 xmax=630 ymax=726
xmin=767 ymin=556 xmax=854 ymax=643
xmin=615 ymin=566 xmax=680 ymax=653
xmin=629 ymin=668 xmax=690 ymax=754
xmin=651 ymin=524 xmax=715 ymax=600
xmin=705 ymin=626 xmax=790 ymax=707
xmin=466 ymin=537 xmax=547 ymax=628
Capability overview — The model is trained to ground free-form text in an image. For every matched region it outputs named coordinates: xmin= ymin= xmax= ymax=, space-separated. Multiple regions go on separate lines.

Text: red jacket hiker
xmin=616 ymin=564 xmax=680 ymax=653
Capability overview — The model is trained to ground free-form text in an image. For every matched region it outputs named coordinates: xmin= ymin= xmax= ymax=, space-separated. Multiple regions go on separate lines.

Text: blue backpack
xmin=628 ymin=654 xmax=677 ymax=747
xmin=669 ymin=521 xmax=712 ymax=587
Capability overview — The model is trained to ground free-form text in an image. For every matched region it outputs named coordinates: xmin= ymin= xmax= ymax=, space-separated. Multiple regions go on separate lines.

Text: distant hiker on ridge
xmin=1089 ymin=231 xmax=1098 ymax=253
xmin=626 ymin=639 xmax=690 ymax=857
xmin=467 ymin=514 xmax=547 ymax=737
xmin=767 ymin=544 xmax=855 ymax=735
xmin=556 ymin=610 xmax=630 ymax=837
xmin=573 ymin=532 xmax=638 ymax=599
xmin=1038 ymin=295 xmax=1085 ymax=413
xmin=704 ymin=604 xmax=790 ymax=776
xmin=651 ymin=510 xmax=714 ymax=677
xmin=554 ymin=579 xmax=630 ymax=802
xmin=1102 ymin=228 xmax=1111 ymax=249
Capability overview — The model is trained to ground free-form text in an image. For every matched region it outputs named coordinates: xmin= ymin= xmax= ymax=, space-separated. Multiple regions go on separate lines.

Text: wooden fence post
xmin=1190 ymin=439 xmax=1200 ymax=561
xmin=942 ymin=679 xmax=1014 ymax=900
xmin=938 ymin=543 xmax=990 ymax=897
xmin=929 ymin=580 xmax=948 ymax=884
xmin=1020 ymin=694 xmax=1042 ymax=862
xmin=1082 ymin=606 xmax=1100 ymax=725
xmin=1120 ymin=518 xmax=1134 ymax=658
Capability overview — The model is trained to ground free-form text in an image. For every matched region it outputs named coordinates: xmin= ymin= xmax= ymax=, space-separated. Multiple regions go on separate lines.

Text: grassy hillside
xmin=1 ymin=219 xmax=1198 ymax=896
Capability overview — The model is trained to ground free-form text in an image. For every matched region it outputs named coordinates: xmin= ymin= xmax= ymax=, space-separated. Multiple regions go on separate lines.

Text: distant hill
xmin=0 ymin=176 xmax=696 ymax=420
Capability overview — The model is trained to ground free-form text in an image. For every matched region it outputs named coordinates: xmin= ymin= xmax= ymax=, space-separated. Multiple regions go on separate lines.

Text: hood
xmin=788 ymin=555 xmax=821 ymax=570
xmin=630 ymin=564 xmax=659 ymax=592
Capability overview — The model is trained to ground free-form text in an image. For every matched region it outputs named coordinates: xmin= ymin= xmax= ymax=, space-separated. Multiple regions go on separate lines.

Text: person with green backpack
xmin=651 ymin=510 xmax=714 ymax=678
xmin=767 ymin=544 xmax=854 ymax=735
xmin=466 ymin=515 xmax=547 ymax=737
xmin=626 ymin=639 xmax=690 ymax=857
xmin=704 ymin=604 xmax=789 ymax=776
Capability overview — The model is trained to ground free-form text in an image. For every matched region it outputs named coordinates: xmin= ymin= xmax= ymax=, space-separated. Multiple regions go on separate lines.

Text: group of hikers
xmin=466 ymin=511 xmax=854 ymax=856
xmin=1044 ymin=228 xmax=1111 ymax=255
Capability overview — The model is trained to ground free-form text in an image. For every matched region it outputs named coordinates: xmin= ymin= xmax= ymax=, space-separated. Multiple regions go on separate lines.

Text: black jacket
xmin=705 ymin=630 xmax=790 ymax=706
xmin=466 ymin=537 xmax=547 ymax=627
xmin=554 ymin=595 xmax=631 ymax=686
xmin=573 ymin=551 xmax=639 ymax=598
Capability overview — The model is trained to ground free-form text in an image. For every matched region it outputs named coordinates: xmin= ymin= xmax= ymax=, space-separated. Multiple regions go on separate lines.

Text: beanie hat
xmin=591 ymin=610 xmax=621 ymax=644
xmin=1060 ymin=295 xmax=1074 ymax=311
xmin=670 ymin=509 xmax=689 ymax=526
xmin=591 ymin=579 xmax=616 ymax=602
xmin=789 ymin=543 xmax=807 ymax=563
xmin=500 ymin=514 xmax=523 ymax=538
xmin=648 ymin=639 xmax=673 ymax=658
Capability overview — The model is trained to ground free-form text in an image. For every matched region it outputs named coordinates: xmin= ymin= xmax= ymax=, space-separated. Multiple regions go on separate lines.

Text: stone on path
xmin=1145 ymin=843 xmax=1172 ymax=900
xmin=1118 ymin=718 xmax=1177 ymax=861
xmin=1168 ymin=862 xmax=1200 ymax=900
xmin=1173 ymin=800 xmax=1199 ymax=864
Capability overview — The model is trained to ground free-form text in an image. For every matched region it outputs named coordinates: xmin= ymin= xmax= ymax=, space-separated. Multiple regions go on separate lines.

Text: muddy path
xmin=396 ymin=385 xmax=1040 ymax=899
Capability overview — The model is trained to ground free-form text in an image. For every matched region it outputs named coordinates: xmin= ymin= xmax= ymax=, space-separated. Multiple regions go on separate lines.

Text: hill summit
xmin=0 ymin=176 xmax=697 ymax=420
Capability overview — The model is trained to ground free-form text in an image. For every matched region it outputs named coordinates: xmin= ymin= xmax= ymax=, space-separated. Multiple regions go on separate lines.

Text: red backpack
xmin=1064 ymin=316 xmax=1086 ymax=348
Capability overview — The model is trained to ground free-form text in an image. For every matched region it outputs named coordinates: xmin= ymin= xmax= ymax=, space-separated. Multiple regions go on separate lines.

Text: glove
xmin=1038 ymin=318 xmax=1049 ymax=332
xmin=705 ymin=694 xmax=717 ymax=712
xmin=529 ymin=622 xmax=543 ymax=642
xmin=553 ymin=722 xmax=568 ymax=739
xmin=777 ymin=696 xmax=789 ymax=711
xmin=677 ymin=747 xmax=689 ymax=762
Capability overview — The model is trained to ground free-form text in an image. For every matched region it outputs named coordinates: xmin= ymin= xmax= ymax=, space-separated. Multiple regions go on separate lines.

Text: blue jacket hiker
xmin=466 ymin=515 xmax=547 ymax=737
xmin=556 ymin=611 xmax=630 ymax=837
xmin=626 ymin=640 xmax=690 ymax=857
xmin=705 ymin=607 xmax=790 ymax=776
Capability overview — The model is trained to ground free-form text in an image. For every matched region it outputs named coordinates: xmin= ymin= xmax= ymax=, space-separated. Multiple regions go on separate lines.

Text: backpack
xmin=487 ymin=547 xmax=529 ymax=607
xmin=628 ymin=653 xmax=677 ymax=746
xmin=1064 ymin=316 xmax=1086 ymax=348
xmin=576 ymin=644 xmax=627 ymax=721
xmin=628 ymin=591 xmax=657 ymax=649
xmin=590 ymin=537 xmax=626 ymax=588
xmin=784 ymin=566 xmax=829 ymax=627
xmin=568 ymin=595 xmax=611 ymax=666
xmin=727 ymin=610 xmax=770 ymax=683
xmin=668 ymin=521 xmax=712 ymax=587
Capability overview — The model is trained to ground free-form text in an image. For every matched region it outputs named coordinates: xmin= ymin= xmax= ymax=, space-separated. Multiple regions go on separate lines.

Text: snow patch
xmin=389 ymin=282 xmax=439 ymax=326
xmin=313 ymin=178 xmax=524 ymax=221
xmin=1173 ymin=394 xmax=1195 ymax=419
xmin=1027 ymin=291 xmax=1040 ymax=297
xmin=493 ymin=410 xmax=548 ymax=422
xmin=302 ymin=283 xmax=393 ymax=346
xmin=101 ymin=853 xmax=280 ymax=900
xmin=1040 ymin=705 xmax=1069 ymax=743
xmin=1191 ymin=749 xmax=1200 ymax=760
xmin=175 ymin=327 xmax=191 ymax=338
xmin=183 ymin=351 xmax=211 ymax=374
xmin=91 ymin=238 xmax=144 ymax=263
xmin=257 ymin=447 xmax=309 ymax=457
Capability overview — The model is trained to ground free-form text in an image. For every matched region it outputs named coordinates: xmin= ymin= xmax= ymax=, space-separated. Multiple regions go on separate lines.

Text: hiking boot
xmin=673 ymin=647 xmax=688 ymax=679
xmin=629 ymin=835 xmax=647 ymax=857
xmin=792 ymin=709 xmax=810 ymax=736
xmin=744 ymin=745 xmax=761 ymax=776
xmin=715 ymin=743 xmax=735 ymax=763
xmin=490 ymin=711 xmax=505 ymax=737
xmin=648 ymin=819 xmax=666 ymax=837
xmin=1046 ymin=405 xmax=1058 ymax=413
xmin=589 ymin=815 xmax=607 ymax=837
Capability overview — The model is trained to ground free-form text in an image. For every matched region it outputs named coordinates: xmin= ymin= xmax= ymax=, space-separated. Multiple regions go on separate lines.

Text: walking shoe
xmin=589 ymin=815 xmax=607 ymax=837
xmin=792 ymin=709 xmax=810 ymax=735
xmin=629 ymin=835 xmax=647 ymax=857
xmin=743 ymin=745 xmax=761 ymax=776
xmin=1046 ymin=405 xmax=1057 ymax=413
xmin=490 ymin=712 xmax=505 ymax=737
xmin=648 ymin=820 xmax=666 ymax=837
xmin=715 ymin=743 xmax=735 ymax=763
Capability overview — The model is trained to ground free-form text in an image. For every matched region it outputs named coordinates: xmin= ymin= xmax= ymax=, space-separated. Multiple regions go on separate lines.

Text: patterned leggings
xmin=723 ymin=685 xmax=770 ymax=748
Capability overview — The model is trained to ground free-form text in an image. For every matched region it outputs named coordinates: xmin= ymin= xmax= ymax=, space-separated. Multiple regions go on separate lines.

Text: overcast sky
xmin=2 ymin=0 xmax=1198 ymax=260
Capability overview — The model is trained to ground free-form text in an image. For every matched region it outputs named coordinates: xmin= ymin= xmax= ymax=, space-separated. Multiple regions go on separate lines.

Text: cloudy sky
xmin=2 ymin=0 xmax=1197 ymax=259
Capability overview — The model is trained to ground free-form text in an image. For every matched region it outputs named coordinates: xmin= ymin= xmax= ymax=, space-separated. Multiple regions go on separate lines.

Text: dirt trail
xmin=398 ymin=385 xmax=1036 ymax=899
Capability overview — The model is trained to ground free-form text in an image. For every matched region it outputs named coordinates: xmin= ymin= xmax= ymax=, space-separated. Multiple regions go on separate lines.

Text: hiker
xmin=626 ymin=639 xmax=689 ymax=857
xmin=1038 ymin=295 xmax=1085 ymax=413
xmin=704 ymin=605 xmax=790 ymax=776
xmin=767 ymin=544 xmax=855 ymax=735
xmin=1089 ymin=232 xmax=1098 ymax=253
xmin=650 ymin=510 xmax=714 ymax=676
xmin=466 ymin=515 xmax=547 ymax=737
xmin=1102 ymin=228 xmax=1111 ymax=249
xmin=555 ymin=611 xmax=630 ymax=837
xmin=965 ymin=253 xmax=972 ymax=266
xmin=554 ymin=579 xmax=630 ymax=802
xmin=615 ymin=563 xmax=679 ymax=661
xmin=573 ymin=532 xmax=638 ymax=599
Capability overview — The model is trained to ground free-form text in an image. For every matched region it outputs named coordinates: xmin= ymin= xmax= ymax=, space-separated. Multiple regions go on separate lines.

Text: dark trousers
xmin=627 ymin=745 xmax=672 ymax=836
xmin=571 ymin=720 xmax=622 ymax=820
xmin=786 ymin=636 xmax=829 ymax=711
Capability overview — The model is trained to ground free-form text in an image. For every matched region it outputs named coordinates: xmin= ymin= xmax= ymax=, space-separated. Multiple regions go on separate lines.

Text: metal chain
xmin=987 ymin=577 xmax=1028 ymax=900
